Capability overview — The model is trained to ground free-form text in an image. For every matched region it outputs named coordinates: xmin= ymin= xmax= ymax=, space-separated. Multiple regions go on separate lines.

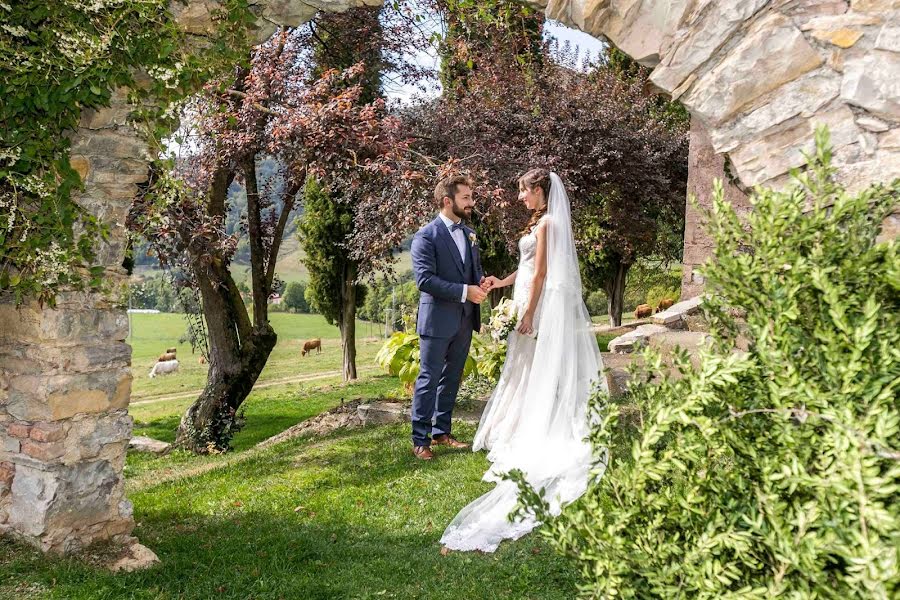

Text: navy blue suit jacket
xmin=412 ymin=217 xmax=483 ymax=338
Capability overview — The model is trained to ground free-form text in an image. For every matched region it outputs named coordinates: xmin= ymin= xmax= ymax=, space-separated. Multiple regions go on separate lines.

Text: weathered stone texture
xmin=526 ymin=0 xmax=900 ymax=196
xmin=682 ymin=118 xmax=751 ymax=299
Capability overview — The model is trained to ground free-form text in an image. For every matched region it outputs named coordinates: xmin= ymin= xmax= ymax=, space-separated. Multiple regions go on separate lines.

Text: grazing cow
xmin=157 ymin=352 xmax=177 ymax=362
xmin=165 ymin=347 xmax=177 ymax=354
xmin=198 ymin=355 xmax=207 ymax=365
xmin=301 ymin=338 xmax=322 ymax=357
xmin=634 ymin=304 xmax=653 ymax=319
xmin=656 ymin=298 xmax=675 ymax=313
xmin=149 ymin=359 xmax=179 ymax=378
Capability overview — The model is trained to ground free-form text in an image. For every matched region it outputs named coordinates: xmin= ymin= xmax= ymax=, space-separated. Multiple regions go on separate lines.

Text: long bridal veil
xmin=440 ymin=172 xmax=607 ymax=552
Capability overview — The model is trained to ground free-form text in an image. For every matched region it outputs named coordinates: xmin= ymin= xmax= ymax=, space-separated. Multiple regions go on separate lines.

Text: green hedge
xmin=512 ymin=130 xmax=900 ymax=598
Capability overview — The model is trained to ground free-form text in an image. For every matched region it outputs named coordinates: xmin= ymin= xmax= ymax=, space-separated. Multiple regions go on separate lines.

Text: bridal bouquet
xmin=488 ymin=298 xmax=519 ymax=343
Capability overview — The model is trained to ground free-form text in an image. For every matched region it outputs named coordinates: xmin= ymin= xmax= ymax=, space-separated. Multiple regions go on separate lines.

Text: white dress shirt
xmin=438 ymin=212 xmax=469 ymax=303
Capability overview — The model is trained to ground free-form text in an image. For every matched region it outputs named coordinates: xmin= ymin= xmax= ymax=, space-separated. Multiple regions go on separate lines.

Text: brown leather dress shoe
xmin=412 ymin=445 xmax=434 ymax=460
xmin=432 ymin=434 xmax=469 ymax=449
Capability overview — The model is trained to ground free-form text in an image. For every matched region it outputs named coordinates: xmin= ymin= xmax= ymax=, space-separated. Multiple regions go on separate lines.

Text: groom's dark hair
xmin=434 ymin=174 xmax=473 ymax=207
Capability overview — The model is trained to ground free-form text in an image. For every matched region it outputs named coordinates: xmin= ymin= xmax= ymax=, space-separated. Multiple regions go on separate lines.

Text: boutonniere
xmin=468 ymin=232 xmax=477 ymax=247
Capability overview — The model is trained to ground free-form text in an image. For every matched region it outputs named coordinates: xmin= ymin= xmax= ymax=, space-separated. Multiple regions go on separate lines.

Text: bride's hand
xmin=516 ymin=312 xmax=534 ymax=336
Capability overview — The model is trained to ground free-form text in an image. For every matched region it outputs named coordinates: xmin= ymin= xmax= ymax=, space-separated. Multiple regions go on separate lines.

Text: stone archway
xmin=526 ymin=0 xmax=900 ymax=294
xmin=1 ymin=0 xmax=897 ymax=559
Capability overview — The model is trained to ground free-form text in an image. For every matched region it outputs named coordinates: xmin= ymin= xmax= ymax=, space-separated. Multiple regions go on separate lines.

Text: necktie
xmin=450 ymin=222 xmax=464 ymax=232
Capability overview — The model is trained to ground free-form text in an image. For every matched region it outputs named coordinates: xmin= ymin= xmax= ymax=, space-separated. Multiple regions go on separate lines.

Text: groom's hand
xmin=466 ymin=285 xmax=487 ymax=304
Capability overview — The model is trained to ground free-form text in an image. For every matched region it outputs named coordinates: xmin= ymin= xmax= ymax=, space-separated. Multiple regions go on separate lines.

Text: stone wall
xmin=681 ymin=118 xmax=751 ymax=299
xmin=0 ymin=87 xmax=141 ymax=555
xmin=0 ymin=291 xmax=134 ymax=553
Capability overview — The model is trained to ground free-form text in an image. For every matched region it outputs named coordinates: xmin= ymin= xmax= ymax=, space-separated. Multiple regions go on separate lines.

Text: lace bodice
xmin=512 ymin=227 xmax=539 ymax=313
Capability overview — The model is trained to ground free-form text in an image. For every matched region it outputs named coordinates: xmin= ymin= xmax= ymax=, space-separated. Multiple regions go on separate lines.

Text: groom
xmin=409 ymin=175 xmax=490 ymax=460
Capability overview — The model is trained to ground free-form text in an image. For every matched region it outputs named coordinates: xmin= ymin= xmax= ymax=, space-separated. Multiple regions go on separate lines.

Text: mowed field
xmin=129 ymin=312 xmax=387 ymax=402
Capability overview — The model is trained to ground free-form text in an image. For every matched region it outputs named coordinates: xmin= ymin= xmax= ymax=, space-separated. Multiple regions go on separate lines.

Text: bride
xmin=440 ymin=169 xmax=607 ymax=553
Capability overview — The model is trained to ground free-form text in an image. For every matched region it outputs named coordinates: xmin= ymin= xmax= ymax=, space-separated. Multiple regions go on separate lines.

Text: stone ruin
xmin=1 ymin=0 xmax=897 ymax=563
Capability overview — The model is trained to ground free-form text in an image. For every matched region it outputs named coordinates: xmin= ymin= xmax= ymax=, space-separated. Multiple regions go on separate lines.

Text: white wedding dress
xmin=441 ymin=173 xmax=607 ymax=552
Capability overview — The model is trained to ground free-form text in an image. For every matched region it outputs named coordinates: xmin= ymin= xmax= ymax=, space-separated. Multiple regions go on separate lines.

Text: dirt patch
xmin=256 ymin=400 xmax=366 ymax=449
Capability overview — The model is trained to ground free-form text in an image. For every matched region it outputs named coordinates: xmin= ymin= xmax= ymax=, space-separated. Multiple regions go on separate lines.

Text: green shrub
xmin=456 ymin=373 xmax=495 ymax=411
xmin=622 ymin=262 xmax=682 ymax=312
xmin=512 ymin=130 xmax=900 ymax=598
xmin=585 ymin=290 xmax=608 ymax=316
xmin=375 ymin=331 xmax=478 ymax=392
xmin=472 ymin=335 xmax=506 ymax=383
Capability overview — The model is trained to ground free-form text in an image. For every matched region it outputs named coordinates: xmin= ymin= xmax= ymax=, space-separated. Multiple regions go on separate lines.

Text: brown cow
xmin=656 ymin=298 xmax=675 ymax=313
xmin=198 ymin=355 xmax=207 ymax=365
xmin=157 ymin=352 xmax=177 ymax=362
xmin=301 ymin=339 xmax=322 ymax=357
xmin=165 ymin=347 xmax=177 ymax=354
xmin=634 ymin=304 xmax=653 ymax=319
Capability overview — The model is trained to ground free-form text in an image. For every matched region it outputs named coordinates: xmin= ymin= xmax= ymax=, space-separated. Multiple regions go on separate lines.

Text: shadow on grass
xmin=4 ymin=423 xmax=578 ymax=600
xmin=3 ymin=512 xmax=576 ymax=600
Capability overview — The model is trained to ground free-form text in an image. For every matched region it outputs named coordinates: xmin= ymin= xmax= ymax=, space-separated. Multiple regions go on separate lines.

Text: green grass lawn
xmin=1 ymin=379 xmax=579 ymax=600
xmin=129 ymin=312 xmax=385 ymax=401
xmin=129 ymin=376 xmax=402 ymax=454
xmin=595 ymin=333 xmax=617 ymax=352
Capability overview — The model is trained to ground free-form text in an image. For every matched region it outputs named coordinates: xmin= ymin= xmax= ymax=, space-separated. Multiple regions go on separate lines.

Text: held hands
xmin=480 ymin=275 xmax=502 ymax=292
xmin=467 ymin=275 xmax=503 ymax=304
xmin=466 ymin=284 xmax=488 ymax=305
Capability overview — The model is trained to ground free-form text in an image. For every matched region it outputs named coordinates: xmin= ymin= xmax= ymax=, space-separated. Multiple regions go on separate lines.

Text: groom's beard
xmin=451 ymin=201 xmax=472 ymax=222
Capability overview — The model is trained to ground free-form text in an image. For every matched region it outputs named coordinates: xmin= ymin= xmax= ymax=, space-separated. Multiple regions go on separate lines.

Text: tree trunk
xmin=174 ymin=258 xmax=277 ymax=452
xmin=174 ymin=327 xmax=276 ymax=453
xmin=340 ymin=264 xmax=358 ymax=381
xmin=604 ymin=260 xmax=630 ymax=327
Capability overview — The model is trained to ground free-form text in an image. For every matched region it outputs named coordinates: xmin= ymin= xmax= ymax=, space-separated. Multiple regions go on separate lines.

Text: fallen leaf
xmin=440 ymin=546 xmax=450 ymax=556
xmin=294 ymin=505 xmax=305 ymax=512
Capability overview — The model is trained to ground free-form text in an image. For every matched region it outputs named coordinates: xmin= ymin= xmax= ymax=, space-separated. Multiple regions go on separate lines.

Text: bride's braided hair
xmin=519 ymin=168 xmax=551 ymax=235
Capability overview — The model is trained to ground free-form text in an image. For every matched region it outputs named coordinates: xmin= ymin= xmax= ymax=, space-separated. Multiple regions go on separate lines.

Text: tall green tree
xmin=298 ymin=5 xmax=384 ymax=381
xmin=282 ymin=281 xmax=310 ymax=313
xmin=298 ymin=179 xmax=366 ymax=379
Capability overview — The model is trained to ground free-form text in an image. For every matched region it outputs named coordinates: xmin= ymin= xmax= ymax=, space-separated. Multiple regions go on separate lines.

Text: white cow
xmin=149 ymin=359 xmax=179 ymax=378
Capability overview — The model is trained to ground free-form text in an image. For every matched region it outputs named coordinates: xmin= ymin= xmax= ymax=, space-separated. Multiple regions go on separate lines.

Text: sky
xmin=385 ymin=19 xmax=608 ymax=103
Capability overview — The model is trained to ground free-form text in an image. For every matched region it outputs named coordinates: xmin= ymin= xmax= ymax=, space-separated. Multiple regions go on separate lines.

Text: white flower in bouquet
xmin=488 ymin=298 xmax=519 ymax=343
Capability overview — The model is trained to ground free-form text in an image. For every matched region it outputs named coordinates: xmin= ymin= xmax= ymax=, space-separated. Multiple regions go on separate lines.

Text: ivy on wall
xmin=0 ymin=0 xmax=255 ymax=305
